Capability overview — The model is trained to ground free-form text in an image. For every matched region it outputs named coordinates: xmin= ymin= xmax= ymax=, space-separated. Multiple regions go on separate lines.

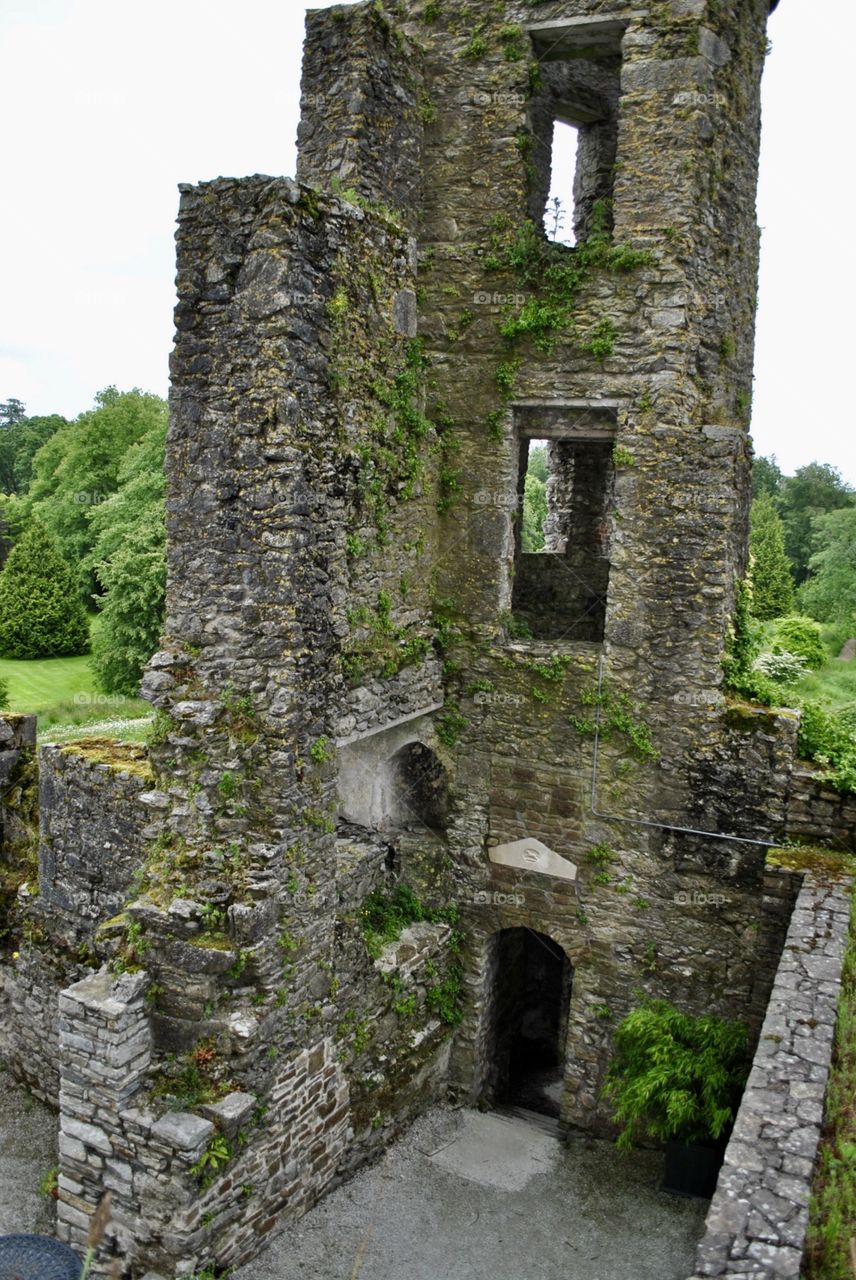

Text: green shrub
xmin=798 ymin=702 xmax=856 ymax=793
xmin=753 ymin=650 xmax=807 ymax=685
xmin=723 ymin=577 xmax=777 ymax=704
xmin=603 ymin=1000 xmax=749 ymax=1150
xmin=0 ymin=677 xmax=9 ymax=710
xmin=0 ymin=521 xmax=90 ymax=659
xmin=772 ymin=615 xmax=826 ymax=670
xmin=359 ymin=883 xmax=456 ymax=958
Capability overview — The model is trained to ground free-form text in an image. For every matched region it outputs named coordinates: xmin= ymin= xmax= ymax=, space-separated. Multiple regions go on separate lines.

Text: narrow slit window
xmin=544 ymin=120 xmax=579 ymax=246
xmin=521 ymin=439 xmax=548 ymax=552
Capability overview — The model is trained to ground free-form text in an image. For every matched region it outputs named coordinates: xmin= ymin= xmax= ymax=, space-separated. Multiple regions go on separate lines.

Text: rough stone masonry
xmin=2 ymin=2 xmax=849 ymax=1279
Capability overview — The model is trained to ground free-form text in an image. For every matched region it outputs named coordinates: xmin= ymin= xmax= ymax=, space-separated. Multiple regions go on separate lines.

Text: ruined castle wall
xmin=379 ymin=0 xmax=788 ymax=1133
xmin=40 ymin=1 xmax=804 ymax=1274
xmin=297 ymin=3 xmax=424 ymax=228
xmin=444 ymin=635 xmax=802 ymax=1129
xmin=56 ymin=970 xmax=352 ymax=1275
xmin=47 ymin=163 xmax=466 ymax=1272
xmin=55 ymin=907 xmax=457 ymax=1275
xmin=0 ymin=714 xmax=37 ymax=855
xmin=0 ymin=713 xmax=38 ymax=962
xmin=137 ymin=174 xmax=434 ymax=1069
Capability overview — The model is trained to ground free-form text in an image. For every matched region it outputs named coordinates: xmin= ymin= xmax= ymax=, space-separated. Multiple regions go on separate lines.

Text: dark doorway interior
xmin=488 ymin=928 xmax=572 ymax=1119
xmin=387 ymin=742 xmax=448 ymax=833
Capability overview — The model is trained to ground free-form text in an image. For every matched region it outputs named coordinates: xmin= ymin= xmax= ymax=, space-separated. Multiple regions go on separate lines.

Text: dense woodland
xmin=0 ymin=391 xmax=166 ymax=697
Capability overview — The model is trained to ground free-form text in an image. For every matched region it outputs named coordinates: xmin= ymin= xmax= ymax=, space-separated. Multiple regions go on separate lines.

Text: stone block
xmin=151 ymin=1111 xmax=214 ymax=1153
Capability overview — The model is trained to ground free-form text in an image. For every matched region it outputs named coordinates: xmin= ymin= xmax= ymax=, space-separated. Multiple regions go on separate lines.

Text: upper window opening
xmin=525 ymin=31 xmax=621 ymax=243
xmin=544 ymin=122 xmax=578 ymax=246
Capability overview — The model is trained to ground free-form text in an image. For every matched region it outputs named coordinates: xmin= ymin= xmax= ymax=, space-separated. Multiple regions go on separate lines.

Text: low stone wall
xmin=1 ymin=739 xmax=153 ymax=1102
xmin=785 ymin=763 xmax=856 ymax=854
xmin=38 ymin=741 xmax=152 ymax=938
xmin=56 ymin=969 xmax=351 ymax=1276
xmin=0 ymin=949 xmax=87 ymax=1106
xmin=687 ymin=872 xmax=852 ymax=1280
xmin=55 ymin=904 xmax=456 ymax=1275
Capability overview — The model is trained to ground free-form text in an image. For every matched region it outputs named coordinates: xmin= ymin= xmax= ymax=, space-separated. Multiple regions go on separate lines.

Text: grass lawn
xmin=791 ymin=658 xmax=856 ymax=714
xmin=0 ymin=652 xmax=150 ymax=736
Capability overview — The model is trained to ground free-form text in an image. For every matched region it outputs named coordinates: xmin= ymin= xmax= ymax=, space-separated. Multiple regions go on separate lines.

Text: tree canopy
xmin=0 ymin=413 xmax=67 ymax=495
xmin=778 ymin=462 xmax=855 ymax=584
xmin=88 ymin=415 xmax=167 ymax=695
xmin=25 ymin=387 xmax=167 ymax=601
xmin=749 ymin=495 xmax=794 ymax=620
xmin=799 ymin=507 xmax=856 ymax=625
xmin=751 ymin=454 xmax=783 ymax=500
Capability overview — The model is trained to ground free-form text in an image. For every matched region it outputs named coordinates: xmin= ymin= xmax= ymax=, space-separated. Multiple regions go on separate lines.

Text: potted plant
xmin=603 ymin=999 xmax=749 ymax=1198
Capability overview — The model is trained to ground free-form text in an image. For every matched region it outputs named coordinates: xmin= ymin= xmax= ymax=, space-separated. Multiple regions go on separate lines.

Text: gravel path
xmin=0 ymin=1062 xmax=57 ymax=1236
xmin=236 ymin=1106 xmax=708 ymax=1280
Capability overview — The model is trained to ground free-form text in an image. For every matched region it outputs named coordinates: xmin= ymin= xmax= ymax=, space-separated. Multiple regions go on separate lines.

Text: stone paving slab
xmin=236 ymin=1107 xmax=708 ymax=1280
xmin=0 ymin=1061 xmax=57 ymax=1236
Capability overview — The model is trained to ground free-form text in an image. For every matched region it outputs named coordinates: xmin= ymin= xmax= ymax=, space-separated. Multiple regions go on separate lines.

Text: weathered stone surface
xmin=151 ymin=1112 xmax=214 ymax=1153
xmin=689 ymin=876 xmax=851 ymax=1277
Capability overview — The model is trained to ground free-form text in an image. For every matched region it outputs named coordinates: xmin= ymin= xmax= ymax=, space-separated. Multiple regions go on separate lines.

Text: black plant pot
xmin=662 ymin=1139 xmax=725 ymax=1199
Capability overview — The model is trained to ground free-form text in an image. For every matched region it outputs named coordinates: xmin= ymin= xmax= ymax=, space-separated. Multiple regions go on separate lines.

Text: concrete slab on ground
xmin=236 ymin=1106 xmax=708 ymax=1280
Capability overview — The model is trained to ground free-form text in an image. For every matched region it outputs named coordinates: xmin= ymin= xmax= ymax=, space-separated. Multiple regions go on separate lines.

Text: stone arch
xmin=385 ymin=741 xmax=448 ymax=832
xmin=336 ymin=723 xmax=448 ymax=835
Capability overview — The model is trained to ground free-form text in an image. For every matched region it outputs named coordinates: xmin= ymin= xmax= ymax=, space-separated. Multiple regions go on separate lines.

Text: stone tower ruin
xmin=6 ymin=2 xmax=854 ymax=1278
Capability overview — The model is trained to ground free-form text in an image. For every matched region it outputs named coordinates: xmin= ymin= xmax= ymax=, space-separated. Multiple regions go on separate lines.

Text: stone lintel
xmin=489 ymin=838 xmax=578 ymax=881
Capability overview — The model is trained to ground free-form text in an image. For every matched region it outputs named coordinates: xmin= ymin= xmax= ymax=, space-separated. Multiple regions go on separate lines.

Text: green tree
xmin=604 ymin=1000 xmax=748 ymax=1150
xmin=779 ymin=463 xmax=855 ymax=584
xmin=522 ymin=471 xmax=547 ymax=551
xmin=26 ymin=387 xmax=167 ymax=600
xmin=0 ymin=414 xmax=67 ymax=494
xmin=0 ymin=399 xmax=26 ymax=428
xmin=12 ymin=415 xmax=67 ymax=492
xmin=799 ymin=507 xmax=856 ymax=625
xmin=749 ymin=495 xmax=794 ymax=619
xmin=527 ymin=443 xmax=548 ymax=483
xmin=88 ymin=417 xmax=167 ymax=695
xmin=751 ymin=454 xmax=783 ymax=500
xmin=0 ymin=521 xmax=90 ymax=659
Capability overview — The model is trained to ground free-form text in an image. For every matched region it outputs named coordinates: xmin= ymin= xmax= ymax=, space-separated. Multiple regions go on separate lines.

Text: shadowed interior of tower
xmin=487 ymin=929 xmax=572 ymax=1119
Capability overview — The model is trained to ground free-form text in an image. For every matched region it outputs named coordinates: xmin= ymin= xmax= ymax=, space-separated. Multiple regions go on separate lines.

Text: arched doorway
xmin=481 ymin=928 xmax=572 ymax=1119
xmin=387 ymin=741 xmax=448 ymax=832
xmin=336 ymin=731 xmax=448 ymax=836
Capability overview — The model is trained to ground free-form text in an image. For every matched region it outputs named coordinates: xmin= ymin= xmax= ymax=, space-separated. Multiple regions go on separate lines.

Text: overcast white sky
xmin=1 ymin=0 xmax=853 ymax=484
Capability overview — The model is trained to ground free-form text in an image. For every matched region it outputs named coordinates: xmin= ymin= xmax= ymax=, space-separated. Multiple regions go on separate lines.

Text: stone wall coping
xmin=151 ymin=1111 xmax=215 ymax=1153
xmin=0 ymin=714 xmax=37 ymax=748
xmin=686 ymin=872 xmax=852 ymax=1279
xmin=374 ymin=920 xmax=452 ymax=976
